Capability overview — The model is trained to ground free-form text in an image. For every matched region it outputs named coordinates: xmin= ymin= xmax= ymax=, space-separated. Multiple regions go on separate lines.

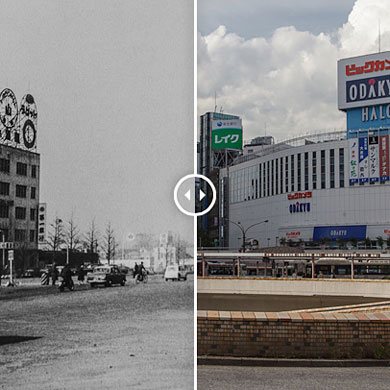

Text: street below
xmin=197 ymin=366 xmax=390 ymax=389
xmin=0 ymin=275 xmax=194 ymax=389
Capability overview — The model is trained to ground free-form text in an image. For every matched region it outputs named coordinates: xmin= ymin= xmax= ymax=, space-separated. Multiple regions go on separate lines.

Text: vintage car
xmin=164 ymin=264 xmax=189 ymax=281
xmin=87 ymin=265 xmax=126 ymax=287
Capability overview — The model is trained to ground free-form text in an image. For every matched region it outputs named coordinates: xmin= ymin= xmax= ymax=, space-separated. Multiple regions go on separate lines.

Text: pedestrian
xmin=77 ymin=265 xmax=85 ymax=285
xmin=51 ymin=265 xmax=59 ymax=286
xmin=133 ymin=262 xmax=139 ymax=279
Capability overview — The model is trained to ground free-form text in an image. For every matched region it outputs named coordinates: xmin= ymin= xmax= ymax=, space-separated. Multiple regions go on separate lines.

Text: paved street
xmin=198 ymin=366 xmax=390 ymax=389
xmin=0 ymin=275 xmax=194 ymax=389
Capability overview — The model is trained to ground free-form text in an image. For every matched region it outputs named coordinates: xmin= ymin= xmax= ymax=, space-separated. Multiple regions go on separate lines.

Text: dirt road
xmin=0 ymin=275 xmax=194 ymax=389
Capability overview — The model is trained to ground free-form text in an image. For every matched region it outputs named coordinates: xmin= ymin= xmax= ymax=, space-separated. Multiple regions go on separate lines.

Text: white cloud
xmin=198 ymin=0 xmax=390 ymax=142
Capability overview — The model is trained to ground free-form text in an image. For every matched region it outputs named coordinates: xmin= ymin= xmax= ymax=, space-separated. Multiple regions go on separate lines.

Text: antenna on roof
xmin=214 ymin=91 xmax=217 ymax=112
xmin=378 ymin=19 xmax=381 ymax=53
xmin=220 ymin=106 xmax=223 ymax=113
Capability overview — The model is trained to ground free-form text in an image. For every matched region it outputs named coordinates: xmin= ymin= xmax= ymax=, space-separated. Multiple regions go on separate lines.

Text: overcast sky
xmin=0 ymin=1 xmax=194 ymax=245
xmin=198 ymin=0 xmax=390 ymax=142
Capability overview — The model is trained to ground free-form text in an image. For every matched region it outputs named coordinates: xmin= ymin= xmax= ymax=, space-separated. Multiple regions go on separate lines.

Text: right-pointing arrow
xmin=199 ymin=189 xmax=206 ymax=201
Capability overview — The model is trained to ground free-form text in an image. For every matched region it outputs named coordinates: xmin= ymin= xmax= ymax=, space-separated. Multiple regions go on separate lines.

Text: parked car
xmin=87 ymin=265 xmax=126 ymax=288
xmin=178 ymin=265 xmax=190 ymax=281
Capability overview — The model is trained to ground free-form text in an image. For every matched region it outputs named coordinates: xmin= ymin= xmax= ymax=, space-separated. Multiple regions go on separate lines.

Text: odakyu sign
xmin=211 ymin=119 xmax=243 ymax=150
xmin=289 ymin=202 xmax=310 ymax=214
xmin=338 ymin=51 xmax=390 ymax=110
xmin=313 ymin=225 xmax=367 ymax=242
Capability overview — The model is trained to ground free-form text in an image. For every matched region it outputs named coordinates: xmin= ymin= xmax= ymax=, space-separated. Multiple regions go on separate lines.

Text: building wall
xmin=198 ymin=310 xmax=390 ymax=359
xmin=223 ymin=138 xmax=390 ymax=248
xmin=0 ymin=144 xmax=40 ymax=249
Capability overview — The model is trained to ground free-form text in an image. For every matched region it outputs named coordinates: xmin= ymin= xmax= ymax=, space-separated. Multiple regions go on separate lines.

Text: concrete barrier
xmin=198 ymin=277 xmax=390 ymax=299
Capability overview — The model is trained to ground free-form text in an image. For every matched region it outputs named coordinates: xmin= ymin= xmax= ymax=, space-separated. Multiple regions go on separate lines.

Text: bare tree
xmin=102 ymin=222 xmax=118 ymax=264
xmin=46 ymin=217 xmax=65 ymax=252
xmin=84 ymin=218 xmax=99 ymax=253
xmin=65 ymin=213 xmax=81 ymax=251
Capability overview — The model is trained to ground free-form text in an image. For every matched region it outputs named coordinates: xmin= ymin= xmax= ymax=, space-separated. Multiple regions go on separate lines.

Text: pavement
xmin=0 ymin=275 xmax=194 ymax=389
xmin=197 ymin=366 xmax=390 ymax=389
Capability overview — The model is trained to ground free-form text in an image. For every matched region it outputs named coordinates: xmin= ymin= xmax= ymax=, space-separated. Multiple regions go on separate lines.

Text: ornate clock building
xmin=0 ymin=89 xmax=39 ymax=272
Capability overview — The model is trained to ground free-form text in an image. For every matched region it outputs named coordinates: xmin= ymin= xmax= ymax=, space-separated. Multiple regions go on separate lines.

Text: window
xmin=339 ymin=148 xmax=345 ymax=188
xmin=275 ymin=159 xmax=279 ymax=195
xmin=0 ymin=204 xmax=9 ymax=218
xmin=0 ymin=182 xmax=9 ymax=196
xmin=291 ymin=155 xmax=295 ymax=192
xmin=330 ymin=149 xmax=335 ymax=188
xmin=16 ymin=185 xmax=27 ymax=198
xmin=29 ymin=230 xmax=35 ymax=242
xmin=15 ymin=207 xmax=26 ymax=220
xmin=304 ymin=152 xmax=309 ymax=191
xmin=259 ymin=164 xmax=262 ymax=198
xmin=31 ymin=187 xmax=36 ymax=199
xmin=285 ymin=157 xmax=289 ymax=193
xmin=271 ymin=160 xmax=274 ymax=196
xmin=312 ymin=152 xmax=317 ymax=190
xmin=280 ymin=157 xmax=283 ymax=194
xmin=297 ymin=154 xmax=301 ymax=191
xmin=16 ymin=162 xmax=27 ymax=176
xmin=267 ymin=161 xmax=270 ymax=197
xmin=31 ymin=165 xmax=37 ymax=178
xmin=321 ymin=150 xmax=326 ymax=189
xmin=0 ymin=158 xmax=10 ymax=173
xmin=30 ymin=208 xmax=36 ymax=221
xmin=15 ymin=229 xmax=26 ymax=242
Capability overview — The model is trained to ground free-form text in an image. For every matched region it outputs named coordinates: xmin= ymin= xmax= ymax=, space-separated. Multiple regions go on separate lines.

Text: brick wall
xmin=198 ymin=310 xmax=390 ymax=359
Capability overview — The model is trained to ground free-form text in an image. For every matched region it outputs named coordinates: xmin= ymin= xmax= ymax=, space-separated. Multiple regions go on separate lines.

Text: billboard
xmin=211 ymin=119 xmax=243 ymax=150
xmin=338 ymin=51 xmax=390 ymax=110
xmin=349 ymin=138 xmax=358 ymax=184
xmin=358 ymin=136 xmax=369 ymax=183
xmin=313 ymin=225 xmax=367 ymax=241
xmin=380 ymin=135 xmax=390 ymax=181
xmin=369 ymin=135 xmax=379 ymax=182
xmin=38 ymin=203 xmax=47 ymax=248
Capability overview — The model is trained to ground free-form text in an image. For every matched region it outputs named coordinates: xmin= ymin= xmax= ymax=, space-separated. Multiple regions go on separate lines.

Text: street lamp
xmin=225 ymin=219 xmax=269 ymax=252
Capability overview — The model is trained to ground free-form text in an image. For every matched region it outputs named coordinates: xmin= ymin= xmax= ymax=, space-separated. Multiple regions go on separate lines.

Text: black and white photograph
xmin=0 ymin=1 xmax=194 ymax=389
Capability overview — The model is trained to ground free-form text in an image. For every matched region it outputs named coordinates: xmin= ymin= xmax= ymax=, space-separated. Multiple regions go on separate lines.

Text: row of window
xmin=0 ymin=228 xmax=36 ymax=242
xmin=0 ymin=182 xmax=36 ymax=199
xmin=229 ymin=149 xmax=345 ymax=203
xmin=0 ymin=159 xmax=38 ymax=177
xmin=0 ymin=205 xmax=37 ymax=221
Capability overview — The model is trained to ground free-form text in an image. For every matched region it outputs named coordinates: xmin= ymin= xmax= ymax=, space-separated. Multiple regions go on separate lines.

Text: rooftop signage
xmin=0 ymin=89 xmax=37 ymax=151
xmin=211 ymin=119 xmax=243 ymax=150
xmin=338 ymin=52 xmax=390 ymax=110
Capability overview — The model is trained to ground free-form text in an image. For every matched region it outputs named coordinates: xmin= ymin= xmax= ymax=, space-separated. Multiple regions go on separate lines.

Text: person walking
xmin=77 ymin=265 xmax=85 ymax=285
xmin=133 ymin=262 xmax=139 ymax=279
xmin=51 ymin=265 xmax=59 ymax=286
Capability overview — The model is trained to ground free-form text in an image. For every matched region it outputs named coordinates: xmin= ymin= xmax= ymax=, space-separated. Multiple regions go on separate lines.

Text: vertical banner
xmin=380 ymin=135 xmax=390 ymax=181
xmin=349 ymin=138 xmax=359 ymax=184
xmin=358 ymin=136 xmax=369 ymax=183
xmin=369 ymin=135 xmax=379 ymax=182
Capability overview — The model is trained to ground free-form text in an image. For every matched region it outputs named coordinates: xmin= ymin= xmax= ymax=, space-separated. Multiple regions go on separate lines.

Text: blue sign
xmin=347 ymin=104 xmax=390 ymax=134
xmin=346 ymin=75 xmax=390 ymax=104
xmin=313 ymin=225 xmax=367 ymax=241
xmin=289 ymin=202 xmax=310 ymax=213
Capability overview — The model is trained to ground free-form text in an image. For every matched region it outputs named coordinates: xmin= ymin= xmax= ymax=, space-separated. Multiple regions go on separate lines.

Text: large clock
xmin=22 ymin=119 xmax=36 ymax=149
xmin=0 ymin=89 xmax=18 ymax=129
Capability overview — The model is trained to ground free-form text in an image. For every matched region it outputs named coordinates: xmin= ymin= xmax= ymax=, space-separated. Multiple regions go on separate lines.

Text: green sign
xmin=212 ymin=128 xmax=243 ymax=150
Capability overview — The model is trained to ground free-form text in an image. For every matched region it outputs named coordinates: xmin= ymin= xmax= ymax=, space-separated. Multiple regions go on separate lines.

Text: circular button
xmin=173 ymin=174 xmax=216 ymax=217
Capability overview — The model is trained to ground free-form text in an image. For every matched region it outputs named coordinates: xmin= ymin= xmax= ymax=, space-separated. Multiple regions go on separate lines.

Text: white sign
xmin=0 ymin=242 xmax=13 ymax=249
xmin=8 ymin=249 xmax=14 ymax=261
xmin=369 ymin=136 xmax=380 ymax=182
xmin=338 ymin=51 xmax=390 ymax=110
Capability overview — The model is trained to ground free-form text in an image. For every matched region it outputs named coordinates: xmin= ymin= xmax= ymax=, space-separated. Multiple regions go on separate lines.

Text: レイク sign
xmin=211 ymin=119 xmax=243 ymax=150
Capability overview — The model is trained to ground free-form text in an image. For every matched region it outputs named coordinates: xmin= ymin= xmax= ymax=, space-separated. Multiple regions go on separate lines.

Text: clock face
xmin=22 ymin=120 xmax=36 ymax=149
xmin=0 ymin=89 xmax=18 ymax=129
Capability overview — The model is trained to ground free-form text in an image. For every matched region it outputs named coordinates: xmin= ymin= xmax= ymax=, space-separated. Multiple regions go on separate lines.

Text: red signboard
xmin=287 ymin=191 xmax=312 ymax=200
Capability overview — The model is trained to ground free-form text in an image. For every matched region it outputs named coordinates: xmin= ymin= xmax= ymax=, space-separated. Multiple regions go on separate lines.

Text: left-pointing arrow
xmin=184 ymin=190 xmax=191 ymax=201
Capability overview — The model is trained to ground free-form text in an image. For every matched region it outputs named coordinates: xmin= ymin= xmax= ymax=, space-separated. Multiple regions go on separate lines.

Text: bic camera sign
xmin=211 ymin=119 xmax=243 ymax=150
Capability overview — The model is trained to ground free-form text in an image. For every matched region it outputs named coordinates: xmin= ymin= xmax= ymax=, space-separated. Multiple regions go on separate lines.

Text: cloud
xmin=198 ymin=0 xmax=390 ymax=141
